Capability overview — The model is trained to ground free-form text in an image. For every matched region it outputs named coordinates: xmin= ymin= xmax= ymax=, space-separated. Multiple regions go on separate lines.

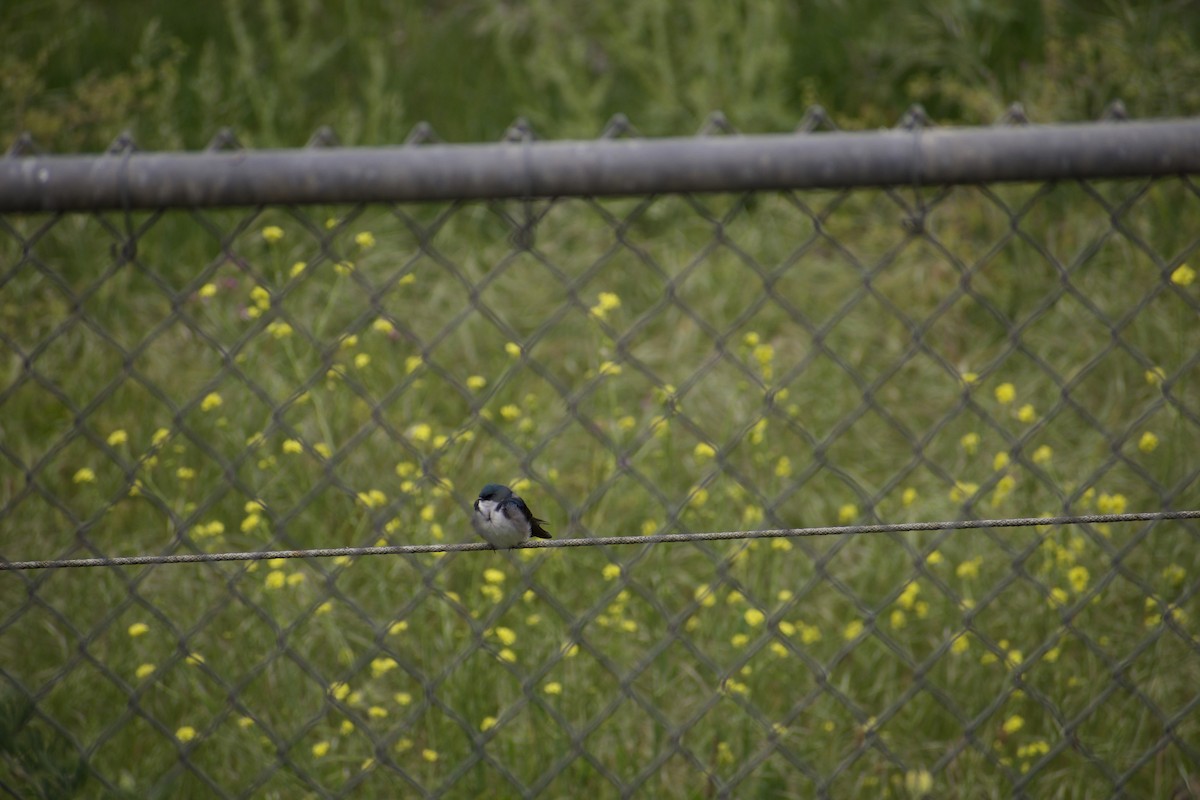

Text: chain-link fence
xmin=1 ymin=110 xmax=1199 ymax=798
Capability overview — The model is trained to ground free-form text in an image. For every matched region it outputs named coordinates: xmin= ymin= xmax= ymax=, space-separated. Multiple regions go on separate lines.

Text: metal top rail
xmin=2 ymin=118 xmax=1199 ymax=212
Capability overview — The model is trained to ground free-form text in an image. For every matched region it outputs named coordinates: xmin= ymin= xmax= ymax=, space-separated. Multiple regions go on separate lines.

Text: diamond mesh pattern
xmin=1 ymin=118 xmax=1199 ymax=798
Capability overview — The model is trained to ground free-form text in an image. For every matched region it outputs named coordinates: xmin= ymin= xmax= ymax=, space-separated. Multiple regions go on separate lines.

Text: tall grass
xmin=3 ymin=0 xmax=1200 ymax=149
xmin=1 ymin=1 xmax=1198 ymax=797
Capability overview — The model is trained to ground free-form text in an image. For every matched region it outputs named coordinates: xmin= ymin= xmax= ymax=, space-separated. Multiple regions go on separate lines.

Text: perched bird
xmin=472 ymin=483 xmax=551 ymax=550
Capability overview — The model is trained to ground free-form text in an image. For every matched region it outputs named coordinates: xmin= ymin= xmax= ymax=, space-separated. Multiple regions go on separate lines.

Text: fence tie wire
xmin=3 ymin=509 xmax=1196 ymax=571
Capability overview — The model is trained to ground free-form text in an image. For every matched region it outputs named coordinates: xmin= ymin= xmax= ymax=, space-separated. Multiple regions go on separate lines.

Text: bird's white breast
xmin=472 ymin=499 xmax=530 ymax=549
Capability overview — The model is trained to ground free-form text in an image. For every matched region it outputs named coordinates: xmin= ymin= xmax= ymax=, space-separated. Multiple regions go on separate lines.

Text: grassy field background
xmin=2 ymin=1 xmax=1199 ymax=797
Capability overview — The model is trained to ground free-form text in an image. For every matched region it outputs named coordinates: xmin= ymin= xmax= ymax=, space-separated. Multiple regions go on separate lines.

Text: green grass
xmin=2 ymin=1 xmax=1200 ymax=797
xmin=1 ymin=183 xmax=1198 ymax=798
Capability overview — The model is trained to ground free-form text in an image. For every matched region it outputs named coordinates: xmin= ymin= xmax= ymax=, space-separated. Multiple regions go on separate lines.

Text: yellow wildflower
xmin=480 ymin=716 xmax=497 ymax=732
xmin=176 ymin=726 xmax=197 ymax=743
xmin=994 ymin=383 xmax=1016 ymax=404
xmin=1097 ymin=492 xmax=1127 ymax=514
xmin=693 ymin=442 xmax=716 ymax=462
xmin=198 ymin=282 xmax=218 ymax=299
xmin=267 ymin=321 xmax=292 ymax=339
xmin=901 ymin=487 xmax=918 ymax=507
xmin=1138 ymin=432 xmax=1158 ymax=453
xmin=355 ymin=231 xmax=376 ymax=248
xmin=1031 ymin=445 xmax=1052 ymax=464
xmin=106 ymin=430 xmax=128 ymax=446
xmin=905 ymin=769 xmax=933 ymax=795
xmin=409 ymin=423 xmax=432 ymax=442
xmin=950 ymin=481 xmax=978 ymax=503
xmin=1068 ymin=565 xmax=1089 ymax=593
xmin=1017 ymin=404 xmax=1036 ymax=423
xmin=589 ymin=291 xmax=621 ymax=320
xmin=543 ymin=681 xmax=563 ymax=696
xmin=466 ymin=375 xmax=487 ymax=391
xmin=960 ymin=432 xmax=980 ymax=454
xmin=261 ymin=225 xmax=284 ymax=243
xmin=370 ymin=657 xmax=398 ymax=678
xmin=73 ymin=468 xmax=95 ymax=484
xmin=843 ymin=620 xmax=864 ymax=640
xmin=774 ymin=456 xmax=792 ymax=478
xmin=135 ymin=663 xmax=155 ymax=679
xmin=837 ymin=504 xmax=858 ymax=524
xmin=602 ymin=564 xmax=622 ymax=581
xmin=128 ymin=622 xmax=149 ymax=637
xmin=312 ymin=741 xmax=330 ymax=757
xmin=1002 ymin=715 xmax=1024 ymax=735
xmin=956 ymin=557 xmax=982 ymax=579
xmin=249 ymin=285 xmax=270 ymax=311
xmin=1171 ymin=263 xmax=1196 ymax=286
xmin=1145 ymin=366 xmax=1167 ymax=387
xmin=744 ymin=609 xmax=765 ymax=627
xmin=201 ymin=392 xmax=223 ymax=412
xmin=694 ymin=585 xmax=717 ymax=608
xmin=505 ymin=342 xmax=522 ymax=357
xmin=993 ymin=452 xmax=1010 ymax=471
xmin=1163 ymin=564 xmax=1185 ymax=585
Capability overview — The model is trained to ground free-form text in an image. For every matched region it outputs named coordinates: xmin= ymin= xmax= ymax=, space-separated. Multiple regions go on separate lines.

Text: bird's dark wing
xmin=528 ymin=515 xmax=551 ymax=539
xmin=511 ymin=496 xmax=551 ymax=539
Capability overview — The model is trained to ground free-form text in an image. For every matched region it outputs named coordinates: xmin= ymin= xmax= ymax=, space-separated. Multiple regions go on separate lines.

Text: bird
xmin=471 ymin=483 xmax=551 ymax=550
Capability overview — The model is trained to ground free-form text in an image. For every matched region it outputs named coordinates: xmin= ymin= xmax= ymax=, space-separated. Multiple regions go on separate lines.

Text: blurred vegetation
xmin=2 ymin=0 xmax=1199 ymax=150
xmin=1 ymin=1 xmax=1199 ymax=798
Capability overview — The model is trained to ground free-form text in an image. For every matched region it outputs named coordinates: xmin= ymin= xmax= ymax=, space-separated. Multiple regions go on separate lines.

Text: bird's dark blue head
xmin=478 ymin=484 xmax=513 ymax=502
